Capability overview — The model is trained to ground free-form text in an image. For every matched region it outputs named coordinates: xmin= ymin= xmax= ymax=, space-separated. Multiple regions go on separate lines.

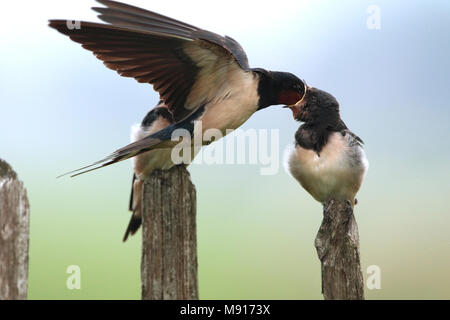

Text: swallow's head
xmin=286 ymin=87 xmax=340 ymax=123
xmin=141 ymin=105 xmax=174 ymax=127
xmin=271 ymin=72 xmax=307 ymax=107
xmin=254 ymin=69 xmax=307 ymax=109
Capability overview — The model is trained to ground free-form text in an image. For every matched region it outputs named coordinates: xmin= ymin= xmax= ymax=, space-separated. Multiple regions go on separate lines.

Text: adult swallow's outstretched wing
xmin=50 ymin=0 xmax=250 ymax=123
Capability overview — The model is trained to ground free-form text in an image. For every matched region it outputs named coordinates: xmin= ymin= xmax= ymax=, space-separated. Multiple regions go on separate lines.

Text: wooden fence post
xmin=140 ymin=165 xmax=198 ymax=300
xmin=314 ymin=199 xmax=364 ymax=300
xmin=0 ymin=159 xmax=30 ymax=300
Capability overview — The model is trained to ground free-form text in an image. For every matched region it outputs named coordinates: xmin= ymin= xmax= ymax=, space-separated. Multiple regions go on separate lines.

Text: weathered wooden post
xmin=314 ymin=199 xmax=364 ymax=300
xmin=0 ymin=159 xmax=30 ymax=300
xmin=140 ymin=165 xmax=198 ymax=300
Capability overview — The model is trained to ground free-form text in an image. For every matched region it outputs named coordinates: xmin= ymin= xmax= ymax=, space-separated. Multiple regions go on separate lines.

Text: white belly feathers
xmin=288 ymin=132 xmax=368 ymax=205
xmin=131 ymin=119 xmax=175 ymax=180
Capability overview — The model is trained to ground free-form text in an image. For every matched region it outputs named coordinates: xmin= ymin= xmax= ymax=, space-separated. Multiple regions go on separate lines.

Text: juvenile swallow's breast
xmin=289 ymin=132 xmax=368 ymax=204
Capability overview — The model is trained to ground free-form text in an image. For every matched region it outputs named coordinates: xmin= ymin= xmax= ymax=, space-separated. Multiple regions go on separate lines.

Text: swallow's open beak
xmin=286 ymin=90 xmax=307 ymax=109
xmin=285 ymin=81 xmax=308 ymax=110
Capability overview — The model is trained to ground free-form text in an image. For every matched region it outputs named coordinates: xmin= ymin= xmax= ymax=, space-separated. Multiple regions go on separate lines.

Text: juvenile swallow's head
xmin=141 ymin=105 xmax=174 ymax=127
xmin=286 ymin=87 xmax=340 ymax=124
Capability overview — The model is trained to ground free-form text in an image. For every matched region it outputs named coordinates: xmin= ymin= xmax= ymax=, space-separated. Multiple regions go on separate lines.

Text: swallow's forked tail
xmin=57 ymin=130 xmax=172 ymax=178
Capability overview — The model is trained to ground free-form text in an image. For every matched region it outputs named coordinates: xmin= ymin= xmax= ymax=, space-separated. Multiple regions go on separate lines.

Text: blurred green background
xmin=1 ymin=0 xmax=449 ymax=299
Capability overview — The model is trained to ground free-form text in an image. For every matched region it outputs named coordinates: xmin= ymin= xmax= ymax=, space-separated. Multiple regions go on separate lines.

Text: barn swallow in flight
xmin=286 ymin=87 xmax=368 ymax=206
xmin=49 ymin=0 xmax=306 ymax=178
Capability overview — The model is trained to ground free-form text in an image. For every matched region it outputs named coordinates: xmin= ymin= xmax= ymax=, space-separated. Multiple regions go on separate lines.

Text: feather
xmin=49 ymin=0 xmax=250 ymax=122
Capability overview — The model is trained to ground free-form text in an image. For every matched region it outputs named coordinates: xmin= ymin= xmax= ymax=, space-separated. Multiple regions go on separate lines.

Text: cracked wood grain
xmin=0 ymin=159 xmax=30 ymax=300
xmin=315 ymin=199 xmax=364 ymax=300
xmin=141 ymin=165 xmax=198 ymax=300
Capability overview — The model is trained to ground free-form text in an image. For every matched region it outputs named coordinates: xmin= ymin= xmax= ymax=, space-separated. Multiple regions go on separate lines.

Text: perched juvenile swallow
xmin=49 ymin=0 xmax=306 ymax=177
xmin=125 ymin=101 xmax=174 ymax=241
xmin=125 ymin=100 xmax=202 ymax=241
xmin=287 ymin=87 xmax=368 ymax=206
